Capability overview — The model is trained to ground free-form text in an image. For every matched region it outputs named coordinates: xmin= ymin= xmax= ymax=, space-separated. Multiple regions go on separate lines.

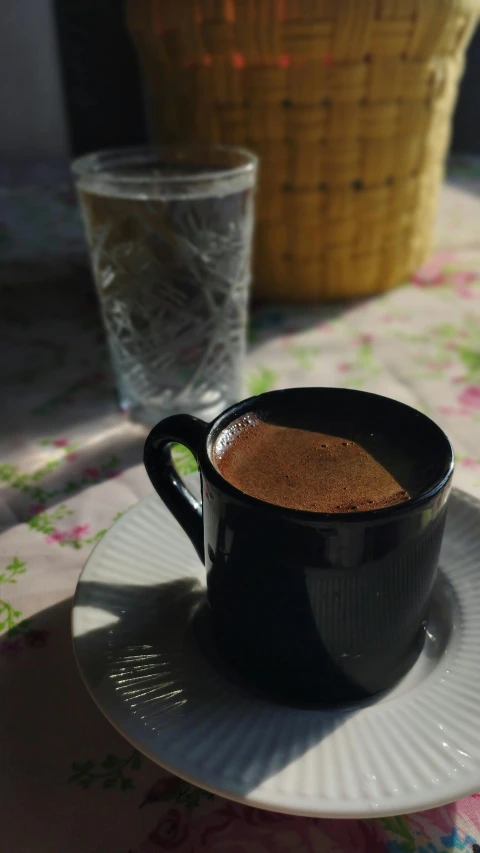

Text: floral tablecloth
xmin=1 ymin=161 xmax=480 ymax=852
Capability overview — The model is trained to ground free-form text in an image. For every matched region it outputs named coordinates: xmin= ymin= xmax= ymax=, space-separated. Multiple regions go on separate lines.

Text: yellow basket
xmin=127 ymin=0 xmax=479 ymax=302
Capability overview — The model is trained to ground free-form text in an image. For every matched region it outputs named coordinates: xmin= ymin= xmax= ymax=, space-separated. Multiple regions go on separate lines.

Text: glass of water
xmin=72 ymin=145 xmax=257 ymax=424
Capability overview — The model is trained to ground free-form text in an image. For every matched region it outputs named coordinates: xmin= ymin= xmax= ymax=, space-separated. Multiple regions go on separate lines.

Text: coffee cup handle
xmin=143 ymin=415 xmax=207 ymax=564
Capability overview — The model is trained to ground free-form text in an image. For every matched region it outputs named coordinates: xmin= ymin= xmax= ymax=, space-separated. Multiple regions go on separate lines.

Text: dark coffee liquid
xmin=213 ymin=413 xmax=411 ymax=513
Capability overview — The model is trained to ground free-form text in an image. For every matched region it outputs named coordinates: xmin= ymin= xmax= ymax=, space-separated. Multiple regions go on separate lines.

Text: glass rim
xmin=71 ymin=144 xmax=258 ymax=187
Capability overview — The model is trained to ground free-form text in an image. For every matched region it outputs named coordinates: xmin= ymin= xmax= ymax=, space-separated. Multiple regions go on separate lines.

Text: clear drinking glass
xmin=72 ymin=145 xmax=257 ymax=424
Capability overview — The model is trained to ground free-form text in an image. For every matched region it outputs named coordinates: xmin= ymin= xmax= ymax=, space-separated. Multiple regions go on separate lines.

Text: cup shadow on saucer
xmin=73 ymin=565 xmax=455 ymax=798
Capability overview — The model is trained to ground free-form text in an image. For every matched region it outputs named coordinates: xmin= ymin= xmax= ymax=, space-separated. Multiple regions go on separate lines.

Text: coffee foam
xmin=213 ymin=412 xmax=259 ymax=459
xmin=213 ymin=412 xmax=411 ymax=513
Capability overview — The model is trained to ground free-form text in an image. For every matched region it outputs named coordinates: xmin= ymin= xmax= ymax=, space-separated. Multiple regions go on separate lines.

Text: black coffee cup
xmin=144 ymin=388 xmax=454 ymax=704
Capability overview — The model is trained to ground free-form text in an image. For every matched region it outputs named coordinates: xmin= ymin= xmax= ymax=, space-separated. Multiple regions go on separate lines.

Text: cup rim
xmin=201 ymin=387 xmax=454 ymax=523
xmin=71 ymin=144 xmax=258 ymax=188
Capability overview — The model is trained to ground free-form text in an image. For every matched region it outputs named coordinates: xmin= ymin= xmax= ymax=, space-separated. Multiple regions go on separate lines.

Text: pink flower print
xmin=409 ymin=802 xmax=458 ymax=838
xmin=460 ymin=456 xmax=480 ymax=468
xmin=0 ymin=635 xmax=24 ymax=657
xmin=29 ymin=502 xmax=46 ymax=516
xmin=70 ymin=524 xmax=90 ymax=539
xmin=84 ymin=467 xmax=100 ymax=479
xmin=455 ymin=284 xmax=475 ymax=299
xmin=450 ymin=270 xmax=478 ymax=296
xmin=338 ymin=362 xmax=351 ymax=372
xmin=24 ymin=628 xmax=50 ymax=649
xmin=183 ymin=803 xmax=287 ymax=853
xmin=412 ymin=253 xmax=452 ymax=287
xmin=53 ymin=438 xmax=69 ymax=447
xmin=184 ymin=802 xmax=340 ymax=853
xmin=66 ymin=452 xmax=78 ymax=462
xmin=413 ymin=269 xmax=445 ymax=287
xmin=146 ymin=809 xmax=189 ymax=850
xmin=359 ymin=333 xmax=373 ymax=345
xmin=427 ymin=360 xmax=452 ymax=371
xmin=46 ymin=529 xmax=66 ymax=544
xmin=438 ymin=405 xmax=471 ymax=416
xmin=458 ymin=385 xmax=480 ymax=409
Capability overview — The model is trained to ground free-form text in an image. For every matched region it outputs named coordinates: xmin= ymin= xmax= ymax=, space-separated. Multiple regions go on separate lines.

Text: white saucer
xmin=72 ymin=482 xmax=480 ymax=818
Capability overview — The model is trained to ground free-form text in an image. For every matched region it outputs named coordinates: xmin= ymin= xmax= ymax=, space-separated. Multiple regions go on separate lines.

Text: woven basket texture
xmin=127 ymin=0 xmax=480 ymax=301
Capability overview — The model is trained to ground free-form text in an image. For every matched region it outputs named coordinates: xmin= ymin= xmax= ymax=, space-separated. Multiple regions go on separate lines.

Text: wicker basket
xmin=127 ymin=0 xmax=479 ymax=302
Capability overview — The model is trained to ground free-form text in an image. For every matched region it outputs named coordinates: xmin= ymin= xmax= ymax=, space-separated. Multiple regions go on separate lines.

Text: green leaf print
xmin=291 ymin=346 xmax=320 ymax=371
xmin=141 ymin=777 xmax=214 ymax=811
xmin=0 ymin=557 xmax=27 ymax=633
xmin=380 ymin=816 xmax=417 ymax=852
xmin=458 ymin=346 xmax=480 ymax=382
xmin=247 ymin=367 xmax=278 ymax=396
xmin=357 ymin=341 xmax=376 ymax=367
xmin=0 ymin=557 xmax=26 ymax=585
xmin=0 ymin=441 xmax=82 ymax=504
xmin=171 ymin=443 xmax=198 ymax=475
xmin=433 ymin=323 xmax=458 ymax=338
xmin=0 ymin=463 xmax=16 ymax=483
xmin=28 ymin=505 xmax=73 ymax=535
xmin=0 ymin=606 xmax=22 ymax=633
xmin=339 ymin=338 xmax=381 ymax=389
xmin=29 ymin=458 xmax=64 ymax=482
xmin=173 ymin=783 xmax=214 ymax=812
xmin=68 ymin=749 xmax=142 ymax=791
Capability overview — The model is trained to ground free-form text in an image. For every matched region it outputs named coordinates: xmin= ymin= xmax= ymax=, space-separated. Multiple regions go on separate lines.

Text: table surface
xmin=1 ymin=161 xmax=480 ymax=852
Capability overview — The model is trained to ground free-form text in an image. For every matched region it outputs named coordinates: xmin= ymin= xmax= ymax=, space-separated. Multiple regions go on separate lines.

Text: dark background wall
xmin=55 ymin=0 xmax=146 ymax=156
xmin=55 ymin=0 xmax=479 ymax=158
xmin=452 ymin=26 xmax=480 ymax=154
